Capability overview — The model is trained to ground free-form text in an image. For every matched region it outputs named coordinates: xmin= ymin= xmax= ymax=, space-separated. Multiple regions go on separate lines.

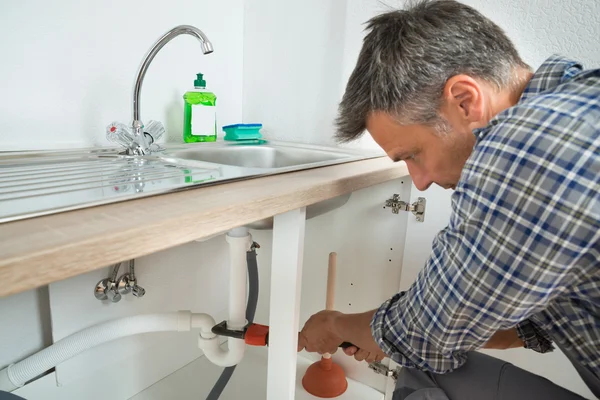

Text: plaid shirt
xmin=371 ymin=55 xmax=600 ymax=377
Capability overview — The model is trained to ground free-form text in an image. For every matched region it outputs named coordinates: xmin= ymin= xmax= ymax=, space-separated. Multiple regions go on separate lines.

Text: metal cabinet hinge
xmin=385 ymin=195 xmax=426 ymax=222
xmin=369 ymin=361 xmax=399 ymax=381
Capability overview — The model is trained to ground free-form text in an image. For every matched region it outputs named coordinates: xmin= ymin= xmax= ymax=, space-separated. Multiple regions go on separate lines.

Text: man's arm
xmin=368 ymin=110 xmax=595 ymax=373
xmin=483 ymin=328 xmax=523 ymax=349
xmin=333 ymin=314 xmax=525 ymax=351
xmin=336 ymin=315 xmax=525 ymax=353
xmin=297 ymin=309 xmax=523 ymax=363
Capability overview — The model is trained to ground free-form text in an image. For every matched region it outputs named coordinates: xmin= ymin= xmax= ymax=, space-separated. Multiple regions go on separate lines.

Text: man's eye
xmin=393 ymin=153 xmax=416 ymax=162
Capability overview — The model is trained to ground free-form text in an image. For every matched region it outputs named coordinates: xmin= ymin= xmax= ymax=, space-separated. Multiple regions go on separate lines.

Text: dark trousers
xmin=393 ymin=352 xmax=587 ymax=400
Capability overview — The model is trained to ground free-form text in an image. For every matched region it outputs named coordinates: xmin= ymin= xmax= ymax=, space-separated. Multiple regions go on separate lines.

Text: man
xmin=297 ymin=1 xmax=600 ymax=399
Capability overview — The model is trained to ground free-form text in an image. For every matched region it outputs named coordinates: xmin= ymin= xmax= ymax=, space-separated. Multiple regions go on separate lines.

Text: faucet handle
xmin=144 ymin=120 xmax=166 ymax=152
xmin=143 ymin=120 xmax=165 ymax=144
xmin=106 ymin=120 xmax=164 ymax=153
xmin=106 ymin=122 xmax=135 ymax=148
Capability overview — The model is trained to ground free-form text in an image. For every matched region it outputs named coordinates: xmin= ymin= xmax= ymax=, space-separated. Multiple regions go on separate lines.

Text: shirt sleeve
xmin=371 ymin=111 xmax=599 ymax=373
xmin=516 ymin=319 xmax=554 ymax=353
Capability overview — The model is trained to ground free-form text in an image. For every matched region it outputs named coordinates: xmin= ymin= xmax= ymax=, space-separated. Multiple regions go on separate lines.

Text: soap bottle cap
xmin=194 ymin=73 xmax=207 ymax=89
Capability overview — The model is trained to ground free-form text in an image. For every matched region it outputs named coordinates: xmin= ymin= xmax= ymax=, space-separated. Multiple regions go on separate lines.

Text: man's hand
xmin=341 ymin=344 xmax=385 ymax=363
xmin=297 ymin=310 xmax=344 ymax=354
xmin=297 ymin=309 xmax=387 ymax=363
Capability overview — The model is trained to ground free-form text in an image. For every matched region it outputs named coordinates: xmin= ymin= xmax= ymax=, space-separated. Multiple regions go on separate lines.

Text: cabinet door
xmin=380 ymin=182 xmax=453 ymax=398
xmin=384 ymin=180 xmax=593 ymax=400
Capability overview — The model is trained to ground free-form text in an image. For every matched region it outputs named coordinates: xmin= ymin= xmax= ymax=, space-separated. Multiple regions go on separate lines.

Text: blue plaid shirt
xmin=371 ymin=55 xmax=600 ymax=377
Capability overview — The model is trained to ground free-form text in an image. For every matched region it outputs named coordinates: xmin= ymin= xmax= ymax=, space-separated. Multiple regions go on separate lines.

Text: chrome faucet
xmin=107 ymin=25 xmax=214 ymax=155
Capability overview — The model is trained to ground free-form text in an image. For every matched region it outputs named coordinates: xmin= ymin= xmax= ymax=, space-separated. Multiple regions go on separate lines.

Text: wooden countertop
xmin=0 ymin=157 xmax=408 ymax=297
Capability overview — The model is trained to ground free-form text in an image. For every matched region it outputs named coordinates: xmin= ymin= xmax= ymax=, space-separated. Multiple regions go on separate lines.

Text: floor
xmin=132 ymin=347 xmax=385 ymax=400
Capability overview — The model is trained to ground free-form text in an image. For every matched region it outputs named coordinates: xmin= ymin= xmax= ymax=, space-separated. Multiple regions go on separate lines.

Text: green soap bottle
xmin=183 ymin=73 xmax=217 ymax=143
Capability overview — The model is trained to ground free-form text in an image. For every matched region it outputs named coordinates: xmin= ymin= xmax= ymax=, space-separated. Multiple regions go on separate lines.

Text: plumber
xmin=297 ymin=1 xmax=600 ymax=399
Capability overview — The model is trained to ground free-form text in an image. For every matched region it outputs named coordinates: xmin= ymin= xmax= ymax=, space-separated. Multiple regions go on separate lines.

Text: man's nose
xmin=408 ymin=165 xmax=432 ymax=191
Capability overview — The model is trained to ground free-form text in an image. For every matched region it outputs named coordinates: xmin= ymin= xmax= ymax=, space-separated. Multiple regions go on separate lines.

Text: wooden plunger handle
xmin=326 ymin=252 xmax=359 ymax=353
xmin=326 ymin=252 xmax=337 ymax=311
xmin=323 ymin=252 xmax=337 ymax=359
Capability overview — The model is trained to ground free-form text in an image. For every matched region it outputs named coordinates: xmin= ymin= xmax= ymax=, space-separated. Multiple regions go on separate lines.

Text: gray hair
xmin=335 ymin=0 xmax=528 ymax=142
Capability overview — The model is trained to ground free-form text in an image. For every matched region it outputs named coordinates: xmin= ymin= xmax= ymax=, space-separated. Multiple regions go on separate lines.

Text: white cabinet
xmin=6 ymin=177 xmax=593 ymax=399
xmin=7 ymin=177 xmax=411 ymax=399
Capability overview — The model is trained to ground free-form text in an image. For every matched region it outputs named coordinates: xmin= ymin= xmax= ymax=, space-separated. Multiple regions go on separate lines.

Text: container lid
xmin=194 ymin=73 xmax=206 ymax=88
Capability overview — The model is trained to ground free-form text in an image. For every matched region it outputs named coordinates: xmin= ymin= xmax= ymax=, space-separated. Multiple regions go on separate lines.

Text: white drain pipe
xmin=0 ymin=311 xmax=217 ymax=392
xmin=0 ymin=228 xmax=253 ymax=392
xmin=199 ymin=227 xmax=252 ymax=367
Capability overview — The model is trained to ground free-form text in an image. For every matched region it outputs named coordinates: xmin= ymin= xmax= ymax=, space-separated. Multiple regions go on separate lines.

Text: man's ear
xmin=442 ymin=75 xmax=485 ymax=123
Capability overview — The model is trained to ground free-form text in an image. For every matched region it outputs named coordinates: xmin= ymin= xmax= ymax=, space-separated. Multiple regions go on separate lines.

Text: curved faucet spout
xmin=130 ymin=25 xmax=213 ymax=154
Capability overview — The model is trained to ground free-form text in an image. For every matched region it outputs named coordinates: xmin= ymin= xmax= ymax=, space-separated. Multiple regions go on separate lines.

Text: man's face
xmin=366 ymin=112 xmax=476 ymax=191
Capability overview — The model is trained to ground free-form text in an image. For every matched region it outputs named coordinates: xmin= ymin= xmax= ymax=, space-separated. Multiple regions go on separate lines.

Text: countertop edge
xmin=0 ymin=157 xmax=408 ymax=297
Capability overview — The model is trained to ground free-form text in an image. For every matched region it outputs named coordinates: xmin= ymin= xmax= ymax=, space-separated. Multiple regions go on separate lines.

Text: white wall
xmin=242 ymin=0 xmax=385 ymax=150
xmin=461 ymin=0 xmax=600 ymax=69
xmin=0 ymin=0 xmax=244 ymax=150
xmin=242 ymin=1 xmax=350 ymax=146
xmin=243 ymin=0 xmax=599 ymax=149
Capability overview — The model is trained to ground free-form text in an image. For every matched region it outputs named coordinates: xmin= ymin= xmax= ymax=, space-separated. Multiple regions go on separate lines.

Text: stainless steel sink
xmin=0 ymin=141 xmax=382 ymax=228
xmin=163 ymin=145 xmax=349 ymax=169
xmin=158 ymin=141 xmax=377 ymax=229
xmin=0 ymin=150 xmax=220 ymax=223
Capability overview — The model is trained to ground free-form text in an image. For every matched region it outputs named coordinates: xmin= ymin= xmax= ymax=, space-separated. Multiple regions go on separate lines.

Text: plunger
xmin=302 ymin=252 xmax=348 ymax=398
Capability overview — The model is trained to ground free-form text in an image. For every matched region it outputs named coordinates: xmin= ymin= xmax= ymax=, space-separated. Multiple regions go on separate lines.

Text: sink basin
xmin=160 ymin=142 xmax=371 ymax=229
xmin=0 ymin=141 xmax=382 ymax=228
xmin=162 ymin=144 xmax=350 ymax=169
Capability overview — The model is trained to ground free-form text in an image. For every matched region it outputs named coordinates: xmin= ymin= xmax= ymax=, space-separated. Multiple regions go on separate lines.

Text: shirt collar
xmin=518 ymin=54 xmax=583 ymax=102
xmin=472 ymin=54 xmax=583 ymax=139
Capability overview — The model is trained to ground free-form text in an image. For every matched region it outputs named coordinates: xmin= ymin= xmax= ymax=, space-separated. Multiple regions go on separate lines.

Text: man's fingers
xmin=353 ymin=349 xmax=386 ymax=364
xmin=354 ymin=349 xmax=369 ymax=362
xmin=343 ymin=346 xmax=358 ymax=356
xmin=297 ymin=334 xmax=307 ymax=352
xmin=305 ymin=343 xmax=318 ymax=353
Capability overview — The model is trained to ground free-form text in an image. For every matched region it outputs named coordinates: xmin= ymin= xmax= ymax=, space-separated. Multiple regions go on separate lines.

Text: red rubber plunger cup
xmin=301 ymin=252 xmax=348 ymax=398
